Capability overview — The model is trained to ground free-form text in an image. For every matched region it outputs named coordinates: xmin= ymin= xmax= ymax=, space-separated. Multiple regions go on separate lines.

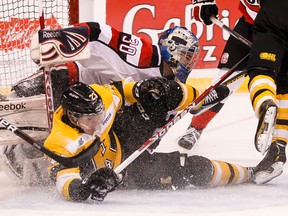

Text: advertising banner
xmin=106 ymin=1 xmax=241 ymax=69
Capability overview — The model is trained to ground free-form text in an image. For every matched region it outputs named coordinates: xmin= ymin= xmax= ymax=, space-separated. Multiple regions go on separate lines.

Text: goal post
xmin=0 ymin=0 xmax=79 ymax=145
xmin=0 ymin=0 xmax=79 ymax=95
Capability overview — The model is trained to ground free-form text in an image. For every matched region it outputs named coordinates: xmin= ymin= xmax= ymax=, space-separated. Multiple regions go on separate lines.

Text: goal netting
xmin=0 ymin=0 xmax=79 ymax=95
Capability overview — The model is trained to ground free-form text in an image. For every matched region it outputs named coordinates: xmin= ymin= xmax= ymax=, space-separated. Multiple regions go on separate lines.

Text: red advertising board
xmin=106 ymin=1 xmax=241 ymax=69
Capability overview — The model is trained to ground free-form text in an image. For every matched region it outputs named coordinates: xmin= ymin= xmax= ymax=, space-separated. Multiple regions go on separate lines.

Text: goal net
xmin=0 ymin=0 xmax=79 ymax=95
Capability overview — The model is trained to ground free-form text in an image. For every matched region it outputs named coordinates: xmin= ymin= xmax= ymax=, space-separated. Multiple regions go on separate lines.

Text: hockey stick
xmin=0 ymin=116 xmax=100 ymax=168
xmin=210 ymin=16 xmax=252 ymax=48
xmin=38 ymin=0 xmax=54 ymax=130
xmin=114 ymin=53 xmax=250 ymax=174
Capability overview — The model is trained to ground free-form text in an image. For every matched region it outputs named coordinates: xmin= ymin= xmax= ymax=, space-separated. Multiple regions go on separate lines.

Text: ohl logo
xmin=260 ymin=52 xmax=276 ymax=62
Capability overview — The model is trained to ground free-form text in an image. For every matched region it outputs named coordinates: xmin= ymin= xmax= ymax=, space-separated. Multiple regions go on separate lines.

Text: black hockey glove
xmin=192 ymin=0 xmax=219 ymax=25
xmin=190 ymin=84 xmax=230 ymax=115
xmin=82 ymin=168 xmax=121 ymax=201
xmin=134 ymin=77 xmax=170 ymax=102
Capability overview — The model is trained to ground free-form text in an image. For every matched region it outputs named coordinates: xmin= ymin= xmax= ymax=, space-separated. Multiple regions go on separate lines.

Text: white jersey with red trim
xmin=74 ymin=22 xmax=162 ymax=85
xmin=238 ymin=0 xmax=260 ymax=24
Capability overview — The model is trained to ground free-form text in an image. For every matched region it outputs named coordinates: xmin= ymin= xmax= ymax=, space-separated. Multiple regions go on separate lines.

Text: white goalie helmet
xmin=158 ymin=26 xmax=200 ymax=83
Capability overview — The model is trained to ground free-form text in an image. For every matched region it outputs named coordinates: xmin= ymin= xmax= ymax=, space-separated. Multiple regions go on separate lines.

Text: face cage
xmin=67 ymin=108 xmax=106 ymax=132
xmin=176 ymin=44 xmax=200 ymax=73
xmin=169 ymin=44 xmax=200 ymax=83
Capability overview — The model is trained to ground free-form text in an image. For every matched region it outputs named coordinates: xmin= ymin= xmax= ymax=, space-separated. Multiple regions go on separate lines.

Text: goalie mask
xmin=61 ymin=82 xmax=105 ymax=135
xmin=158 ymin=26 xmax=200 ymax=83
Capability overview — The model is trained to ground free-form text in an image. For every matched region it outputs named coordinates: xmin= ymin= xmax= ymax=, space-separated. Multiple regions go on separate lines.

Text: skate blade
xmin=254 ymin=161 xmax=284 ymax=184
xmin=256 ymin=106 xmax=277 ymax=155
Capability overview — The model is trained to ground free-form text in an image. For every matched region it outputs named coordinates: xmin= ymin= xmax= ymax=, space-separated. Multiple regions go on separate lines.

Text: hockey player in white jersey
xmin=13 ymin=22 xmax=201 ymax=100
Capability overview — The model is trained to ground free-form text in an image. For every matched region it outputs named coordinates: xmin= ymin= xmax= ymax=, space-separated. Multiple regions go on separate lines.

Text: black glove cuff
xmin=69 ymin=178 xmax=91 ymax=202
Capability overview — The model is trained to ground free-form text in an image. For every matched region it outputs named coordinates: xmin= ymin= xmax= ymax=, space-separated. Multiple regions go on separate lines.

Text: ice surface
xmin=1 ymin=93 xmax=288 ymax=216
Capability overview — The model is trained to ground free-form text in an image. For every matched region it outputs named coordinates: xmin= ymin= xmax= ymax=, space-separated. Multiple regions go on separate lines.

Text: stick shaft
xmin=210 ymin=16 xmax=252 ymax=48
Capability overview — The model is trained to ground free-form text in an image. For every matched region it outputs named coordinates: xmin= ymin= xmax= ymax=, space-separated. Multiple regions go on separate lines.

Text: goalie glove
xmin=192 ymin=0 xmax=219 ymax=25
xmin=30 ymin=26 xmax=90 ymax=66
xmin=81 ymin=168 xmax=121 ymax=202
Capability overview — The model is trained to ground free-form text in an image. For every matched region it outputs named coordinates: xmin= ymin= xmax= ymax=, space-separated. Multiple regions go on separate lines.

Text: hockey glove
xmin=134 ymin=77 xmax=170 ymax=101
xmin=82 ymin=168 xmax=121 ymax=201
xmin=190 ymin=84 xmax=230 ymax=115
xmin=192 ymin=0 xmax=219 ymax=25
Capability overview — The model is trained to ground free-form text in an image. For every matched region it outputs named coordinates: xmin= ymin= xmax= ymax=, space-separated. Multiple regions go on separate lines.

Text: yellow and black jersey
xmin=45 ymin=83 xmax=123 ymax=156
xmin=44 ymin=78 xmax=200 ymax=201
xmin=45 ymin=84 xmax=124 ymax=201
xmin=113 ymin=79 xmax=200 ymax=155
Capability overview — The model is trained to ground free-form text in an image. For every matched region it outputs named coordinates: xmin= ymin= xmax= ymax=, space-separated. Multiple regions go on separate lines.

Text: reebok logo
xmin=0 ymin=102 xmax=26 ymax=111
xmin=260 ymin=52 xmax=276 ymax=62
xmin=42 ymin=31 xmax=61 ymax=39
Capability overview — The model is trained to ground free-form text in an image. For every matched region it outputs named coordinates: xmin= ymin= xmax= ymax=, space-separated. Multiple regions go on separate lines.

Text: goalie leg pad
xmin=0 ymin=144 xmax=51 ymax=185
xmin=11 ymin=63 xmax=76 ymax=108
xmin=12 ymin=70 xmax=45 ymax=97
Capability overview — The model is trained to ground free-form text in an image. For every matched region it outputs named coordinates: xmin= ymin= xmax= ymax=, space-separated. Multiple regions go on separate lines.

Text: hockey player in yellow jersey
xmin=44 ymin=77 xmax=254 ymax=202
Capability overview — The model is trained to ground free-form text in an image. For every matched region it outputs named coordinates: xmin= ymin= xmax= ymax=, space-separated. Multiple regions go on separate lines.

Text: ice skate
xmin=253 ymin=140 xmax=286 ymax=184
xmin=178 ymin=126 xmax=203 ymax=150
xmin=255 ymin=99 xmax=278 ymax=154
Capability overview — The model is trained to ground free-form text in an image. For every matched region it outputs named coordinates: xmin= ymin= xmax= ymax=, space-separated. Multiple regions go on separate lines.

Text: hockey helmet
xmin=61 ymin=82 xmax=105 ymax=133
xmin=158 ymin=26 xmax=200 ymax=83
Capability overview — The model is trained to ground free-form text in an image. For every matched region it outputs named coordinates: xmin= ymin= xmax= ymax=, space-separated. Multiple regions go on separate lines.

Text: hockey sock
xmin=190 ymin=102 xmax=224 ymax=130
xmin=248 ymin=73 xmax=276 ymax=117
xmin=209 ymin=160 xmax=250 ymax=187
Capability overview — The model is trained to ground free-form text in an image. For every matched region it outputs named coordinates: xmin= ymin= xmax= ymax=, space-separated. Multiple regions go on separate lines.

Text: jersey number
xmin=119 ymin=35 xmax=139 ymax=56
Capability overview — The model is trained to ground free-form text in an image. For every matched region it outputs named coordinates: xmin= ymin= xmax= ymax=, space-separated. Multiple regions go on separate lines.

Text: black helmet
xmin=61 ymin=82 xmax=105 ymax=127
